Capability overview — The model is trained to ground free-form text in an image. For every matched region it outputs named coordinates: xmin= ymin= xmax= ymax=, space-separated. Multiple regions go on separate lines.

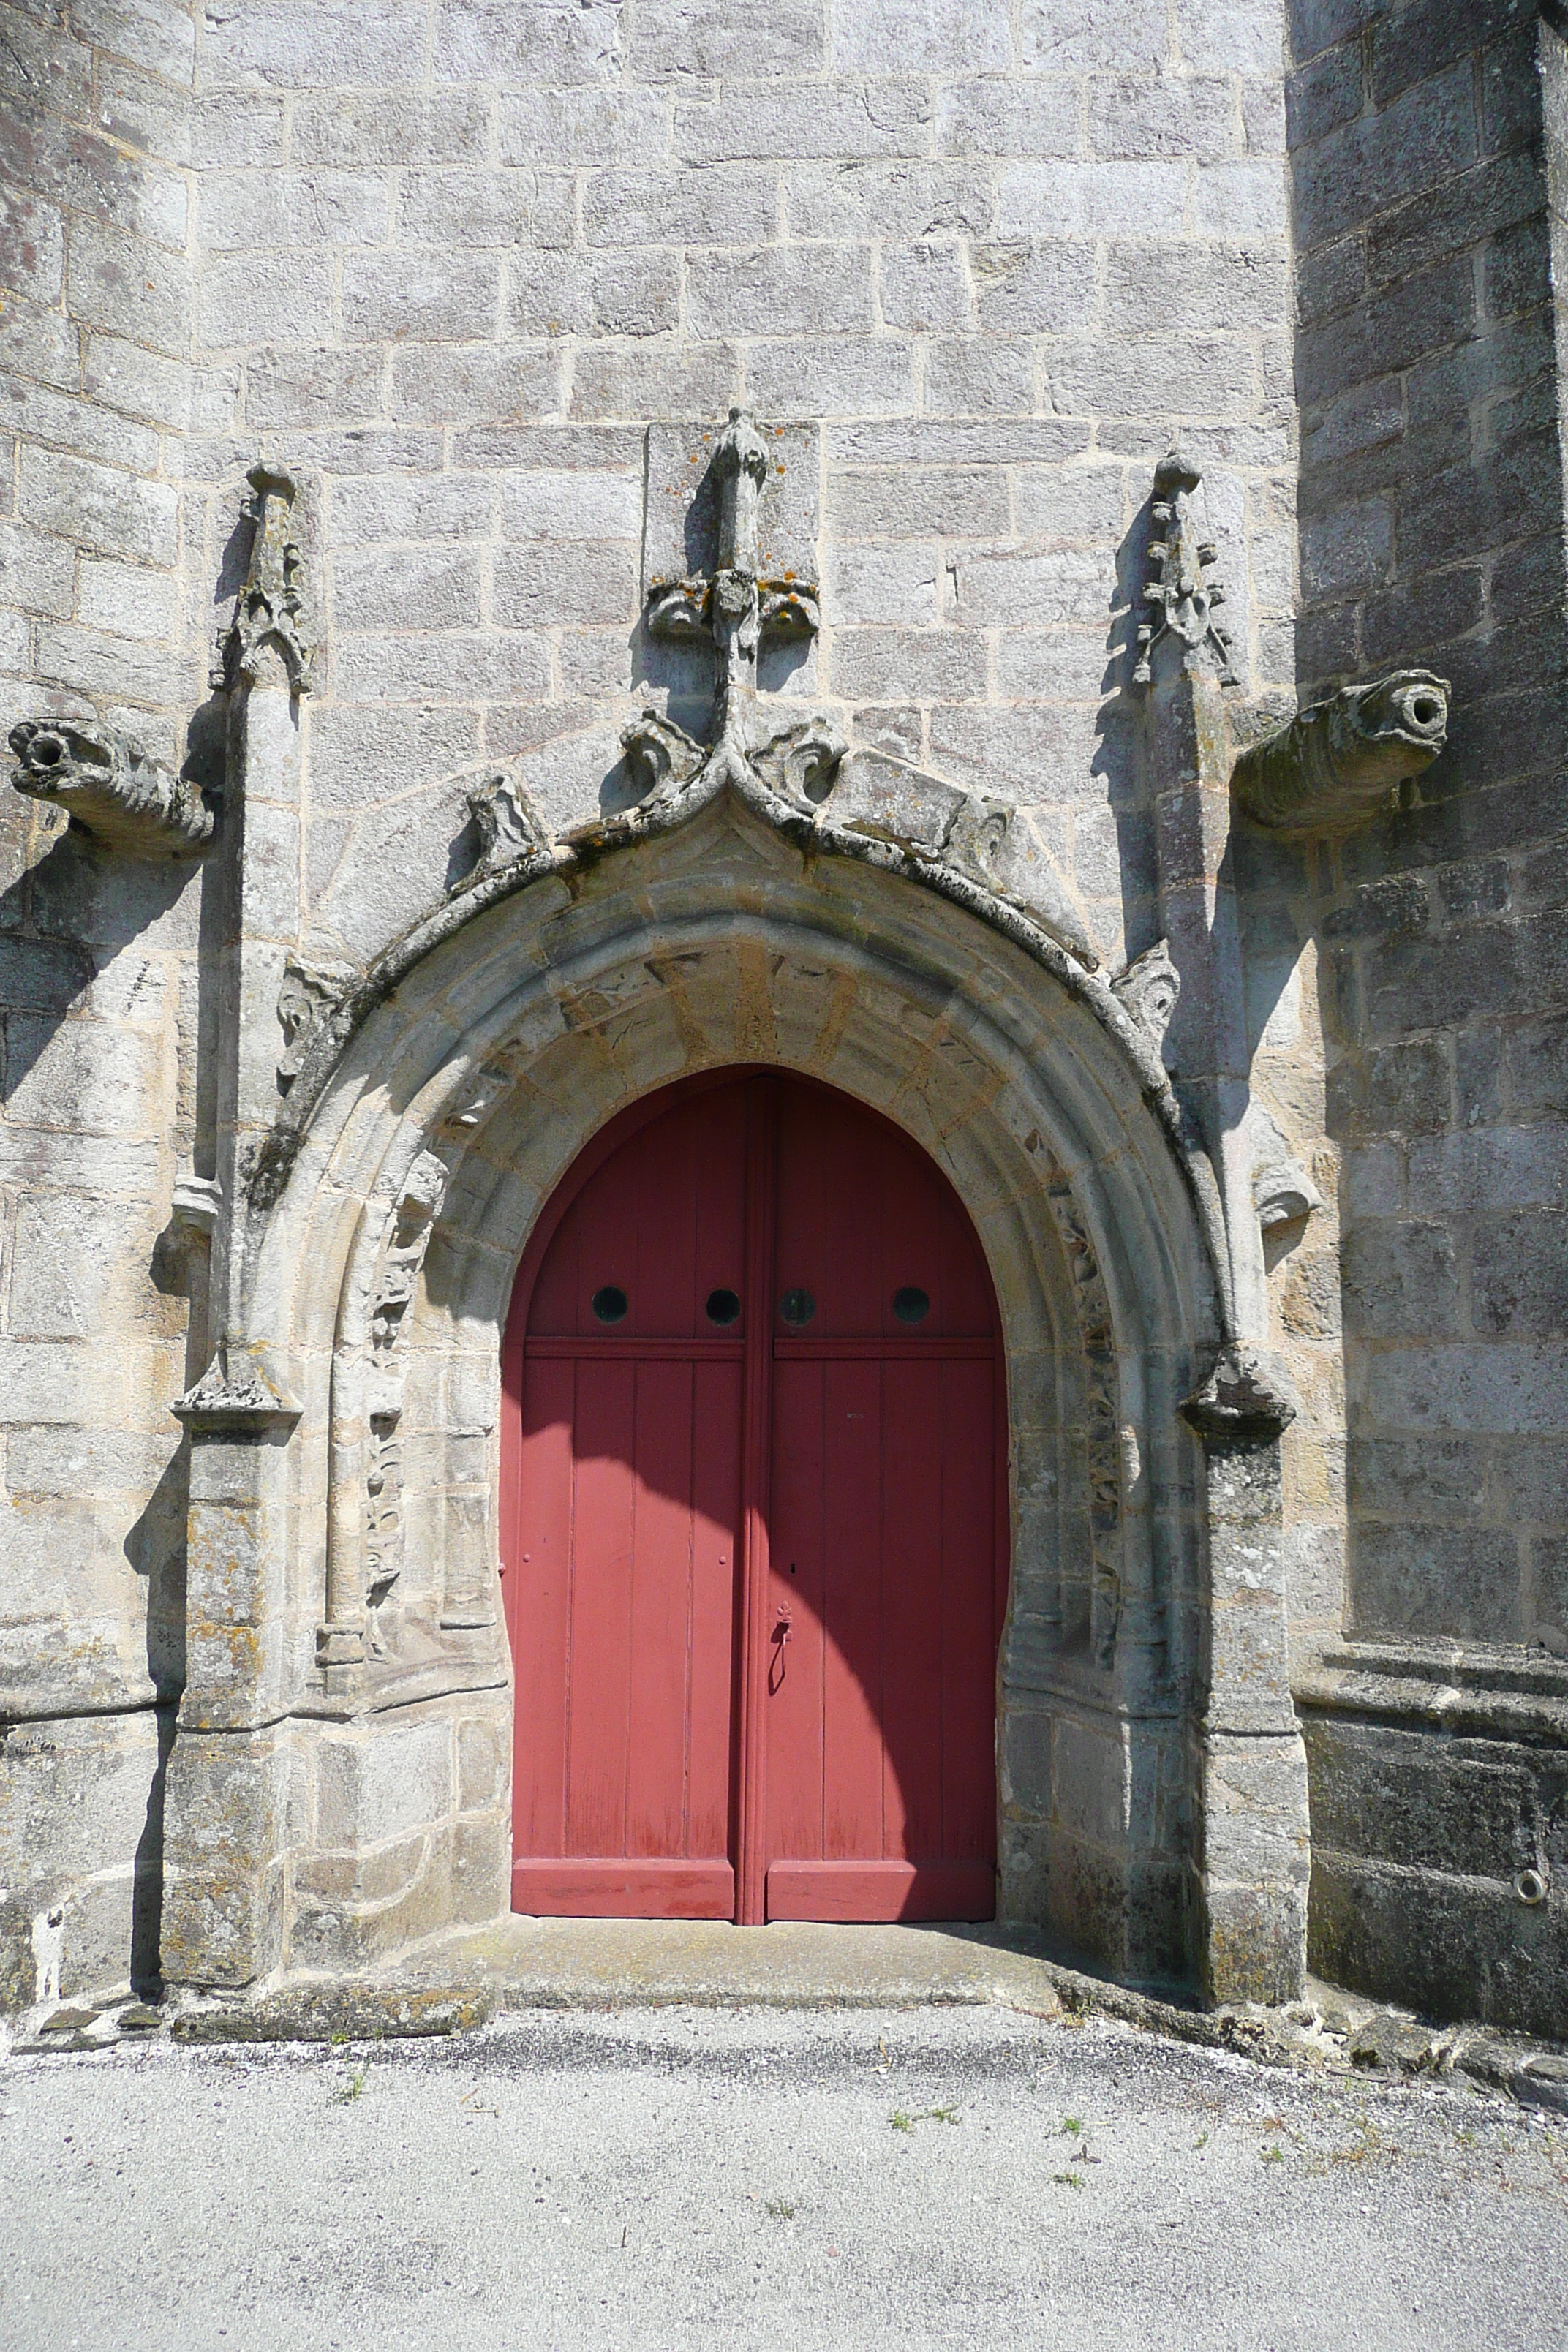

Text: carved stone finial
xmin=1109 ymin=938 xmax=1181 ymax=1048
xmin=713 ymin=404 xmax=770 ymax=576
xmin=1230 ymin=670 xmax=1449 ymax=833
xmin=1180 ymin=1341 xmax=1296 ymax=1443
xmin=213 ymin=464 xmax=313 ymax=694
xmin=1134 ymin=451 xmax=1236 ymax=688
xmin=276 ymin=954 xmax=355 ymax=1090
xmin=9 ymin=717 xmax=215 ymax=854
xmin=643 ymin=410 xmax=821 ymax=759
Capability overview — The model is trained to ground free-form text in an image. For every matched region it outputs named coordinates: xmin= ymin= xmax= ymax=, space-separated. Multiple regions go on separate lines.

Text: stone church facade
xmin=1 ymin=0 xmax=1564 ymax=2036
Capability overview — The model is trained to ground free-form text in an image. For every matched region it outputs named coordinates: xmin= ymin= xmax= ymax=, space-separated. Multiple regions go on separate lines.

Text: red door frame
xmin=500 ymin=1067 xmax=1010 ymax=1926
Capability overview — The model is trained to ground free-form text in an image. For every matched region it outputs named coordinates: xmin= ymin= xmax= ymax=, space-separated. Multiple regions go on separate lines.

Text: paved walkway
xmin=4 ymin=2002 xmax=1565 ymax=2350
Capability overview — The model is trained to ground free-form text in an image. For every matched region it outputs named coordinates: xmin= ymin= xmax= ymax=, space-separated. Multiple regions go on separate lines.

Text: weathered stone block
xmin=1309 ymin=1839 xmax=1568 ymax=2040
xmin=676 ymin=83 xmax=930 ymax=165
xmin=627 ymin=0 xmax=824 ymax=79
xmin=397 ymin=168 xmax=573 ymax=252
xmin=586 ymin=163 xmax=775 ymax=250
xmin=746 ymin=339 xmax=913 ymax=420
xmin=687 ymin=244 xmax=874 ymax=340
xmin=293 ymin=88 xmax=486 ymax=167
xmin=935 ymin=79 xmax=1078 ymax=157
xmin=1021 ymin=0 xmax=1167 ymax=69
xmin=389 ymin=346 xmax=562 ymax=426
xmin=342 ymin=253 xmax=501 ymax=344
xmin=331 ymin=547 xmax=483 ymax=633
xmin=205 ymin=1 xmax=429 ymax=88
xmin=316 ymin=1714 xmax=453 ymax=1850
xmin=199 ymin=168 xmax=391 ymax=252
xmin=999 ymin=159 xmax=1188 ymax=238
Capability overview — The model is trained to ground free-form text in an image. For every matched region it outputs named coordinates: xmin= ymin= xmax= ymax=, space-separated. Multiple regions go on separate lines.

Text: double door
xmin=500 ymin=1071 xmax=1004 ymax=1924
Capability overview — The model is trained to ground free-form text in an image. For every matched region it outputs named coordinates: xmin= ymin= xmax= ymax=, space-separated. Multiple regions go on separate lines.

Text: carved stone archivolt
xmin=9 ymin=717 xmax=214 ymax=855
xmin=363 ymin=1152 xmax=448 ymax=1621
xmin=1039 ymin=1150 xmax=1124 ymax=1668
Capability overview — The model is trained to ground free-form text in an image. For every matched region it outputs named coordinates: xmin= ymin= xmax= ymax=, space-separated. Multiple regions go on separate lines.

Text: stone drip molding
xmin=241 ymin=418 xmax=1269 ymax=1447
xmin=8 ymin=717 xmax=214 ymax=855
xmin=239 ymin=716 xmax=1254 ymax=1422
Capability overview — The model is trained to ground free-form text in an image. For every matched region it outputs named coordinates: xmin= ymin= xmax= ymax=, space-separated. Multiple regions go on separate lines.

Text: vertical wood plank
xmin=565 ymin=1360 xmax=638 ymax=1855
xmin=511 ymin=1360 xmax=576 ymax=1857
xmin=764 ymin=1357 xmax=826 ymax=1864
xmin=735 ymin=1077 xmax=779 ymax=1925
xmin=821 ymin=1356 xmax=884 ymax=1860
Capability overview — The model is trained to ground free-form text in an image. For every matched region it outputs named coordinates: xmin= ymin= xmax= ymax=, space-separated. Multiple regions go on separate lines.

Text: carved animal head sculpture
xmin=1231 ymin=669 xmax=1450 ymax=833
xmin=10 ymin=717 xmax=215 ymax=855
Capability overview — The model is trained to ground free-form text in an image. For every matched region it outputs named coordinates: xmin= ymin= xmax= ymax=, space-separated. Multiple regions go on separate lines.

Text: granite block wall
xmin=171 ymin=0 xmax=1296 ymax=982
xmin=1292 ymin=0 xmax=1567 ymax=1652
xmin=1288 ymin=0 xmax=1568 ymax=2027
xmin=1 ymin=0 xmax=1563 ymax=2029
xmin=1 ymin=0 xmax=203 ymax=2012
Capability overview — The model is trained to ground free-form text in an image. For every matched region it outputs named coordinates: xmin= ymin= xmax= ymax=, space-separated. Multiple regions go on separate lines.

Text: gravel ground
xmin=2 ymin=2005 xmax=1565 ymax=2351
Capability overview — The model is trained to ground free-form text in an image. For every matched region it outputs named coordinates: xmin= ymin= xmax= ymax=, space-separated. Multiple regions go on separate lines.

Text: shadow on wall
xmin=129 ymin=1706 xmax=177 ymax=2001
xmin=1096 ymin=500 xmax=1162 ymax=970
xmin=0 ymin=831 xmax=192 ymax=1109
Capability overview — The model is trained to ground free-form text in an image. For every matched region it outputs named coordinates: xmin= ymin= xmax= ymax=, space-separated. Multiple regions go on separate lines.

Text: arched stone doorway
xmin=502 ymin=1067 xmax=1007 ymax=1926
xmin=160 ymin=780 xmax=1309 ymax=2008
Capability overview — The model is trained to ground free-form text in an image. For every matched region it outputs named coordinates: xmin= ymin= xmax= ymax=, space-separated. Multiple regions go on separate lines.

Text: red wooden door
xmin=501 ymin=1071 xmax=1004 ymax=1924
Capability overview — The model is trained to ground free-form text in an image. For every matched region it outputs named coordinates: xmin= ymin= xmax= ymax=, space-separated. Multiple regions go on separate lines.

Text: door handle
xmin=768 ymin=1606 xmax=792 ymax=1693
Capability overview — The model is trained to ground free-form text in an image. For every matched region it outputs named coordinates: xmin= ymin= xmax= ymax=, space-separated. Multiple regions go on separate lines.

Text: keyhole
xmin=789 ymin=1561 xmax=796 ymax=1576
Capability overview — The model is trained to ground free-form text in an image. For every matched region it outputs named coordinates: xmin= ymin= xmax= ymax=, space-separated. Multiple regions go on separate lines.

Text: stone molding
xmin=9 ymin=717 xmax=215 ymax=856
xmin=1039 ymin=1147 xmax=1125 ymax=1669
xmin=172 ymin=1346 xmax=301 ymax=1436
xmin=1295 ymin=1637 xmax=1568 ymax=1744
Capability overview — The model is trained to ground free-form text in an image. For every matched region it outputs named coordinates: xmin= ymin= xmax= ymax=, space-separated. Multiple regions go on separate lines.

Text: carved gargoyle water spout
xmin=9 ymin=717 xmax=215 ymax=854
xmin=1232 ymin=670 xmax=1450 ymax=832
